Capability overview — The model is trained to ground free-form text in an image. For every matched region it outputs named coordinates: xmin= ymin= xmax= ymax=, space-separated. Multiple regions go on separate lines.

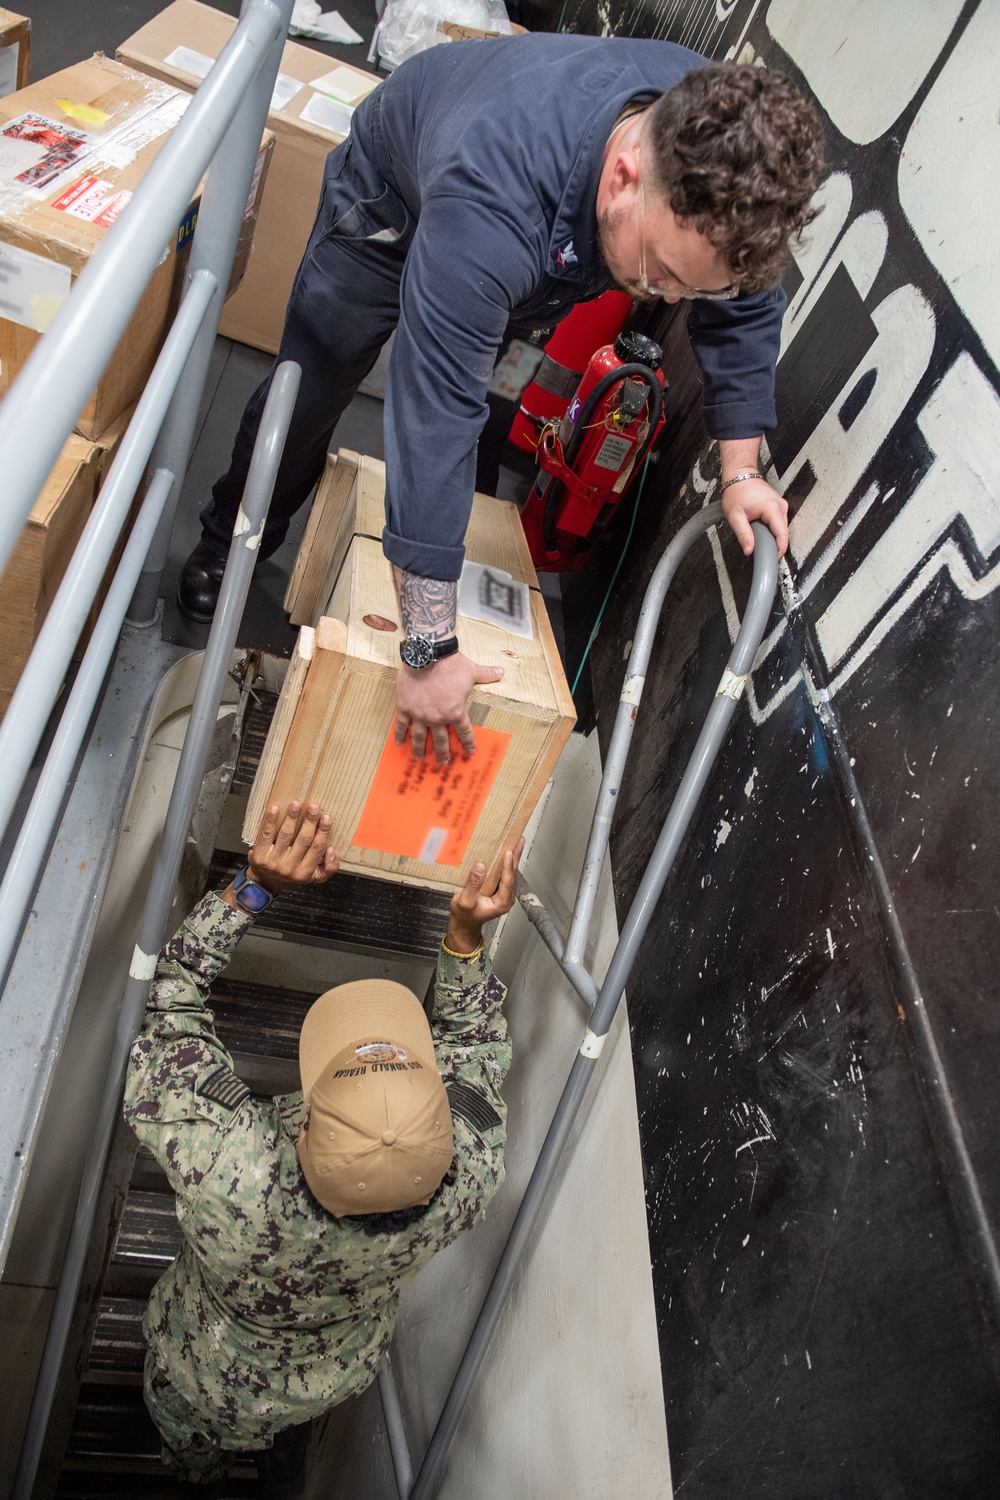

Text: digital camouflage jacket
xmin=124 ymin=892 xmax=510 ymax=1454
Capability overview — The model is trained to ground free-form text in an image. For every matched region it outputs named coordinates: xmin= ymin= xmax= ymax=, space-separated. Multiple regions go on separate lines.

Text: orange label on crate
xmin=352 ymin=724 xmax=512 ymax=867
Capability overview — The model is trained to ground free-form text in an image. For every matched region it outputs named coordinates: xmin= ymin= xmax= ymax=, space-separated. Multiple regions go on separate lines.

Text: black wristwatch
xmin=232 ymin=866 xmax=275 ymax=914
xmin=399 ymin=634 xmax=460 ymax=670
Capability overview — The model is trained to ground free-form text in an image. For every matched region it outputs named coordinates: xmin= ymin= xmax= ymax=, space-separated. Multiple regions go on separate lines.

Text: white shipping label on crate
xmin=0 ymin=241 xmax=72 ymax=331
xmin=310 ymin=65 xmax=377 ymax=103
xmin=164 ymin=45 xmax=214 ymax=78
xmin=0 ymin=42 xmax=19 ymax=99
xmin=270 ymin=73 xmax=304 ymax=111
xmin=458 ymin=561 xmax=533 ymax=639
xmin=299 ymin=90 xmax=354 ymax=135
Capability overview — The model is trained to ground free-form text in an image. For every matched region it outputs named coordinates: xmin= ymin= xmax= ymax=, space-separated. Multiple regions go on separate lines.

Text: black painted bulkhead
xmin=525 ymin=0 xmax=1000 ymax=1494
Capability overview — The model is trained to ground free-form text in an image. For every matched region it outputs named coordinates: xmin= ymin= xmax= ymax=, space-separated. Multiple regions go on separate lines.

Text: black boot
xmin=253 ymin=1419 xmax=312 ymax=1500
xmin=178 ymin=540 xmax=227 ymax=622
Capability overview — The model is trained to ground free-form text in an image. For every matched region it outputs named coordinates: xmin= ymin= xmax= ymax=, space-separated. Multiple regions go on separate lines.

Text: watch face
xmin=236 ymin=881 xmax=272 ymax=913
xmin=401 ymin=635 xmax=435 ymax=669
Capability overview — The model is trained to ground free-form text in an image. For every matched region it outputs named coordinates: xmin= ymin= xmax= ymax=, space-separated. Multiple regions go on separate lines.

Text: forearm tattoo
xmin=393 ymin=566 xmax=457 ymax=641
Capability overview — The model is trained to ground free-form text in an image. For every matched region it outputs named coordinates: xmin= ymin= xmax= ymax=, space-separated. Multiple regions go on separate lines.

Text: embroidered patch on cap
xmin=197 ymin=1066 xmax=251 ymax=1111
xmin=355 ymin=1041 xmax=408 ymax=1064
xmin=446 ymin=1081 xmax=502 ymax=1135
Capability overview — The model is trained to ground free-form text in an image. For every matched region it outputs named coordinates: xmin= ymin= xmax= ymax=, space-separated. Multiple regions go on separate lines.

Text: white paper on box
xmin=458 ymin=561 xmax=534 ymax=640
xmin=0 ymin=242 xmax=72 ymax=332
xmin=310 ymin=66 xmax=376 ymax=104
xmin=299 ymin=91 xmax=354 ymax=135
xmin=270 ymin=73 xmax=304 ymax=111
xmin=51 ymin=174 xmax=133 ymax=227
xmin=0 ymin=138 xmax=47 ymax=183
xmin=0 ymin=42 xmax=19 ymax=99
xmin=164 ymin=44 xmax=214 ymax=79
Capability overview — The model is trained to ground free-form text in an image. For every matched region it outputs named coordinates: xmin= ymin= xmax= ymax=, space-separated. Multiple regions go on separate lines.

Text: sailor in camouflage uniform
xmin=124 ymin=800 xmax=522 ymax=1491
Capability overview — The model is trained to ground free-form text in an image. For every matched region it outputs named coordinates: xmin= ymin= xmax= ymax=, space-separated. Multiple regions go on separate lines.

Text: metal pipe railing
xmin=379 ymin=1351 xmax=416 ymax=1499
xmin=11 ymin=362 xmax=301 ymax=1500
xmin=0 ymin=269 xmax=216 ymax=858
xmin=0 ymin=467 xmax=174 ymax=990
xmin=408 ymin=516 xmax=779 ymax=1500
xmin=0 ymin=0 xmax=286 ymax=580
xmin=129 ymin=0 xmax=291 ymax=623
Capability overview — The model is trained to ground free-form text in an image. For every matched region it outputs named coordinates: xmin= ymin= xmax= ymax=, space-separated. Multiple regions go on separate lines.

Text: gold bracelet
xmin=441 ymin=937 xmax=484 ymax=961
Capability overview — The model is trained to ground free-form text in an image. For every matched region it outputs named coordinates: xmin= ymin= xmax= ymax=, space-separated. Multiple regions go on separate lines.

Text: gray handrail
xmin=11 ymin=362 xmax=302 ymax=1500
xmin=0 ymin=0 xmax=286 ymax=579
xmin=0 ymin=0 xmax=292 ymax=1272
xmin=408 ymin=514 xmax=779 ymax=1500
xmin=0 ymin=270 xmax=216 ymax=861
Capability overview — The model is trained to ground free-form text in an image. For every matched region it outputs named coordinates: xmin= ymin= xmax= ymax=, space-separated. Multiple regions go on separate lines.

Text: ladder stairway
xmin=56 ymin=689 xmax=446 ymax=1495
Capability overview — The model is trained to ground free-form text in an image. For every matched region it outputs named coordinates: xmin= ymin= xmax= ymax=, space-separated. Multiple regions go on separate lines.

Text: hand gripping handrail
xmin=408 ymin=507 xmax=778 ymax=1500
xmin=11 ymin=363 xmax=302 ymax=1500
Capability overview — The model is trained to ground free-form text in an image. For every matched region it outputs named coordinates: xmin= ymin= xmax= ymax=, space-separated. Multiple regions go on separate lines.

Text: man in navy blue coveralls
xmin=181 ymin=34 xmax=822 ymax=760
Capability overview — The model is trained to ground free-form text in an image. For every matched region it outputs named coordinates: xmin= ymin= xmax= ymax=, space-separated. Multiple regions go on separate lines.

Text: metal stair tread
xmin=206 ymin=847 xmax=451 ymax=960
xmin=211 ymin=975 xmax=318 ymax=1061
xmin=229 ymin=688 xmax=279 ymax=794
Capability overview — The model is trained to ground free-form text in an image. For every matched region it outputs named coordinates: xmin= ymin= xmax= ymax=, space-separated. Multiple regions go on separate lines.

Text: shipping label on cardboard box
xmin=298 ymin=90 xmax=354 ymax=135
xmin=0 ymin=240 xmax=71 ymax=331
xmin=0 ymin=114 xmax=89 ymax=190
xmin=0 ymin=41 xmax=18 ymax=98
xmin=51 ymin=174 xmax=132 ymax=227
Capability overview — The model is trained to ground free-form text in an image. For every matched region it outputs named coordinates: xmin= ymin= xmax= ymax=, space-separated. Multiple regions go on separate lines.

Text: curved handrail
xmin=410 ymin=514 xmax=779 ymax=1500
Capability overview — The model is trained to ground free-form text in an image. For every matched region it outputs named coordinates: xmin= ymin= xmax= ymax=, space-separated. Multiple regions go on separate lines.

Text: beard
xmin=596 ymin=204 xmax=654 ymax=302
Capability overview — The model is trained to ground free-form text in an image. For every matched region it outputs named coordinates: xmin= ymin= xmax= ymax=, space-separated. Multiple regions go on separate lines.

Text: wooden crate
xmin=284 ymin=449 xmax=538 ymax=626
xmin=246 ymin=533 xmax=575 ymax=893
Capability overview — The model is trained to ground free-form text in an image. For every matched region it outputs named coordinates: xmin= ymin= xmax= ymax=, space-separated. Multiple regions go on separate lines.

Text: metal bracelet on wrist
xmin=720 ymin=470 xmax=763 ymax=492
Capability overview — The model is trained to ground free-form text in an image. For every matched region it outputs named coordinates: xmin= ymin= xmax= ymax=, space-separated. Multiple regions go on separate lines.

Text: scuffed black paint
xmin=524 ymin=0 xmax=1000 ymax=1493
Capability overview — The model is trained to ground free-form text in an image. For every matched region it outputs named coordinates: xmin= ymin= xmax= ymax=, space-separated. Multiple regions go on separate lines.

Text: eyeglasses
xmin=635 ymin=148 xmax=739 ymax=302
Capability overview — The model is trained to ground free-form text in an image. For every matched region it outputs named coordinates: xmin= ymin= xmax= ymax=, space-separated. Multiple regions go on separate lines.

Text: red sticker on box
xmin=51 ymin=174 xmax=132 ymax=227
xmin=352 ymin=723 xmax=511 ymax=867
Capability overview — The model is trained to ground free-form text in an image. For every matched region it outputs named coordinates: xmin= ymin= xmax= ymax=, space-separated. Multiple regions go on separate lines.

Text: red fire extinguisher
xmin=509 ymin=290 xmax=633 ymax=456
xmin=520 ymin=331 xmax=666 ymax=572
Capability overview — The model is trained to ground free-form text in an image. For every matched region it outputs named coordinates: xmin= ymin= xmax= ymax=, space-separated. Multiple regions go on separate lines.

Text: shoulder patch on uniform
xmin=196 ymin=1066 xmax=250 ymax=1112
xmin=446 ymin=1081 xmax=502 ymax=1135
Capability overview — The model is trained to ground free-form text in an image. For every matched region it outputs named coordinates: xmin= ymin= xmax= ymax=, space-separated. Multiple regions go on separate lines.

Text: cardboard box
xmin=245 ymin=456 xmax=574 ymax=894
xmin=118 ymin=0 xmax=381 ymax=354
xmin=0 ymin=435 xmax=102 ymax=717
xmin=0 ymin=9 xmax=29 ymax=97
xmin=74 ymin=403 xmax=143 ymax=654
xmin=0 ymin=55 xmax=272 ymax=439
xmin=284 ymin=448 xmax=538 ymax=626
xmin=440 ymin=21 xmax=529 ymax=41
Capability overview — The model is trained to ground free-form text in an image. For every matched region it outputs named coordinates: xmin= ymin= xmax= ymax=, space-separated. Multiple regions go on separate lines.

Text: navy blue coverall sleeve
xmin=381 ymin=192 xmax=541 ymax=583
xmin=687 ymin=286 xmax=787 ymax=440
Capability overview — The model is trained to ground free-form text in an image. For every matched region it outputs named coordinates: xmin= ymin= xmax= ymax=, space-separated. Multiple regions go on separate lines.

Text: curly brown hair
xmin=646 ymin=62 xmax=825 ymax=293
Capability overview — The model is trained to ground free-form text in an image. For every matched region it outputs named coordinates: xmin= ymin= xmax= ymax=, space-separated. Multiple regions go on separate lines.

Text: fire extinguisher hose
xmin=542 ymin=362 xmax=665 ymax=552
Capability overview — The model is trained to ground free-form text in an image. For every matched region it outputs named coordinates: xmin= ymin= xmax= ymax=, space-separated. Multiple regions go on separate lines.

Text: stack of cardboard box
xmin=118 ymin=0 xmax=382 ymax=355
xmin=0 ymin=7 xmax=28 ymax=98
xmin=0 ymin=43 xmax=273 ymax=713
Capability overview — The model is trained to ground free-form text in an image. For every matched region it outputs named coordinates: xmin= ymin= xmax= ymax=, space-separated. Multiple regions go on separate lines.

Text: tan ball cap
xmin=298 ymin=978 xmax=454 ymax=1218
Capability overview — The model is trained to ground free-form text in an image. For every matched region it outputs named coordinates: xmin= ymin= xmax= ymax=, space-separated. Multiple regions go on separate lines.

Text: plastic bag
xmin=290 ymin=1 xmax=364 ymax=43
xmin=371 ymin=0 xmax=511 ymax=71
